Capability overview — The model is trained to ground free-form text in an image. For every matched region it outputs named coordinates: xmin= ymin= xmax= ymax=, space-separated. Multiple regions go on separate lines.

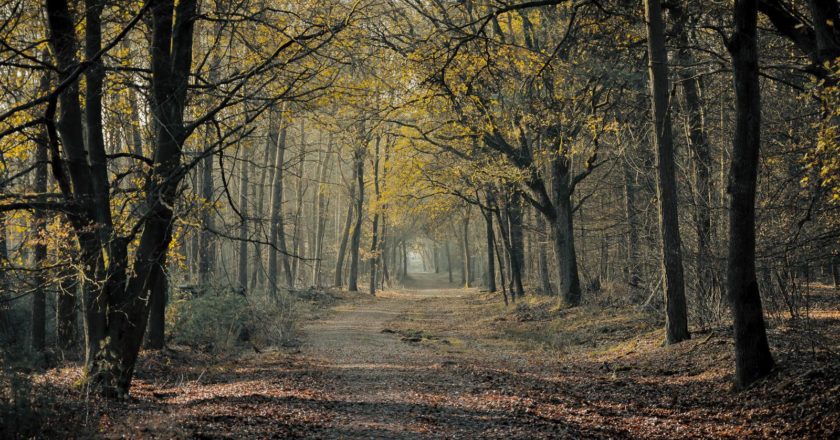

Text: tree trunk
xmin=56 ymin=273 xmax=78 ymax=352
xmin=144 ymin=262 xmax=167 ymax=350
xmin=348 ymin=147 xmax=365 ymax=292
xmin=494 ymin=221 xmax=510 ymax=305
xmin=482 ymin=199 xmax=497 ymax=292
xmin=549 ymin=193 xmax=581 ymax=306
xmin=312 ymin=137 xmax=333 ymax=288
xmin=0 ymin=211 xmax=7 ymax=344
xmin=30 ymin=214 xmax=46 ymax=353
xmin=238 ymin=153 xmax=249 ymax=293
xmin=644 ymin=0 xmax=690 ymax=344
xmin=334 ymin=180 xmax=355 ymax=288
xmin=402 ymin=240 xmax=408 ymax=280
xmin=445 ymin=240 xmax=452 ymax=283
xmin=673 ymin=3 xmax=715 ymax=317
xmin=31 ymin=66 xmax=51 ymax=353
xmin=268 ymin=113 xmax=293 ymax=297
xmin=546 ymin=154 xmax=583 ymax=306
xmin=251 ymin=126 xmax=277 ymax=290
xmin=727 ymin=0 xmax=774 ymax=388
xmin=506 ymin=194 xmax=525 ymax=298
xmin=44 ymin=0 xmax=197 ymax=396
xmin=198 ymin=138 xmax=215 ymax=290
xmin=461 ymin=211 xmax=472 ymax=288
xmin=623 ymin=163 xmax=640 ymax=281
xmin=291 ymin=119 xmax=307 ymax=286
xmin=369 ymin=138 xmax=381 ymax=295
xmin=535 ymin=212 xmax=552 ymax=295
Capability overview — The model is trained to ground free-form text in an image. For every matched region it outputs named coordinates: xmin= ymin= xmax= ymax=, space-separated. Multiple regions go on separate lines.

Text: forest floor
xmin=22 ymin=273 xmax=840 ymax=438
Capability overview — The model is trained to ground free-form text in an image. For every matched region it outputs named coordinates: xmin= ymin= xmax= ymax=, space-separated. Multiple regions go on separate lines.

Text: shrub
xmin=166 ymin=288 xmax=298 ymax=352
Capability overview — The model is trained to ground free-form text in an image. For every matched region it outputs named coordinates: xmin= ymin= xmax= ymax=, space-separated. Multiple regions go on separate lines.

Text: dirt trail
xmin=292 ymin=273 xmax=550 ymax=438
xmin=109 ymin=273 xmax=570 ymax=439
xmin=69 ymin=272 xmax=840 ymax=438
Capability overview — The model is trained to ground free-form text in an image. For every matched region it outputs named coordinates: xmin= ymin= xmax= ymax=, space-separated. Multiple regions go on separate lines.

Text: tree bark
xmin=252 ymin=123 xmax=279 ymax=290
xmin=506 ymin=193 xmax=525 ymax=298
xmin=56 ymin=273 xmax=78 ymax=352
xmin=727 ymin=0 xmax=774 ymax=388
xmin=535 ymin=212 xmax=552 ymax=295
xmin=45 ymin=0 xmax=198 ymax=395
xmin=198 ymin=136 xmax=215 ymax=290
xmin=369 ymin=137 xmax=381 ymax=295
xmin=481 ymin=197 xmax=497 ymax=292
xmin=832 ymin=254 xmax=840 ymax=288
xmin=348 ymin=147 xmax=365 ymax=292
xmin=544 ymin=154 xmax=583 ymax=306
xmin=144 ymin=262 xmax=167 ymax=350
xmin=47 ymin=0 xmax=108 ymax=374
xmin=445 ymin=240 xmax=452 ymax=283
xmin=238 ymin=152 xmax=249 ymax=293
xmin=334 ymin=177 xmax=355 ymax=288
xmin=673 ymin=2 xmax=715 ymax=315
xmin=402 ymin=240 xmax=408 ymax=279
xmin=461 ymin=210 xmax=472 ymax=288
xmin=312 ymin=137 xmax=333 ymax=288
xmin=268 ymin=115 xmax=293 ymax=296
xmin=623 ymin=163 xmax=641 ymax=281
xmin=644 ymin=0 xmax=690 ymax=344
xmin=291 ymin=119 xmax=307 ymax=286
xmin=32 ymin=66 xmax=51 ymax=353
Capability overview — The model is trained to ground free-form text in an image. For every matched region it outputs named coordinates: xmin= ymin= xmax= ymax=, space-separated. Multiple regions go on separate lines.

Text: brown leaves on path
xmin=26 ymin=275 xmax=840 ymax=439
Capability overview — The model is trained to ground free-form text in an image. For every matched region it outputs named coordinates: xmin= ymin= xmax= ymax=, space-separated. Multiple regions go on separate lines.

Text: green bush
xmin=166 ymin=289 xmax=297 ymax=352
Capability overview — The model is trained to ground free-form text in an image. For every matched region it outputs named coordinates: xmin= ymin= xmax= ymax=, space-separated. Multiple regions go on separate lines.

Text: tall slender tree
xmin=644 ymin=0 xmax=690 ymax=344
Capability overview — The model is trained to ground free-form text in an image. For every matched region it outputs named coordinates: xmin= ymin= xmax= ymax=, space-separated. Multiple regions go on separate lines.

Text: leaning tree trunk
xmin=44 ymin=0 xmax=197 ymax=396
xmin=94 ymin=0 xmax=197 ymax=396
xmin=334 ymin=170 xmax=355 ymax=287
xmin=644 ymin=0 xmax=690 ymax=344
xmin=727 ymin=0 xmax=774 ymax=388
xmin=348 ymin=147 xmax=365 ymax=292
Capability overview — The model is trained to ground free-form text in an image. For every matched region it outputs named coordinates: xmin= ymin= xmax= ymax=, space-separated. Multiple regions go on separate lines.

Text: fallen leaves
xmin=16 ymin=282 xmax=840 ymax=439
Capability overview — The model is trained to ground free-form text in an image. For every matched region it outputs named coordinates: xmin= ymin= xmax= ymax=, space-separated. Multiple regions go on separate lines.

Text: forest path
xmin=292 ymin=272 xmax=553 ymax=438
xmin=100 ymin=273 xmax=838 ymax=439
xmin=116 ymin=272 xmax=574 ymax=439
